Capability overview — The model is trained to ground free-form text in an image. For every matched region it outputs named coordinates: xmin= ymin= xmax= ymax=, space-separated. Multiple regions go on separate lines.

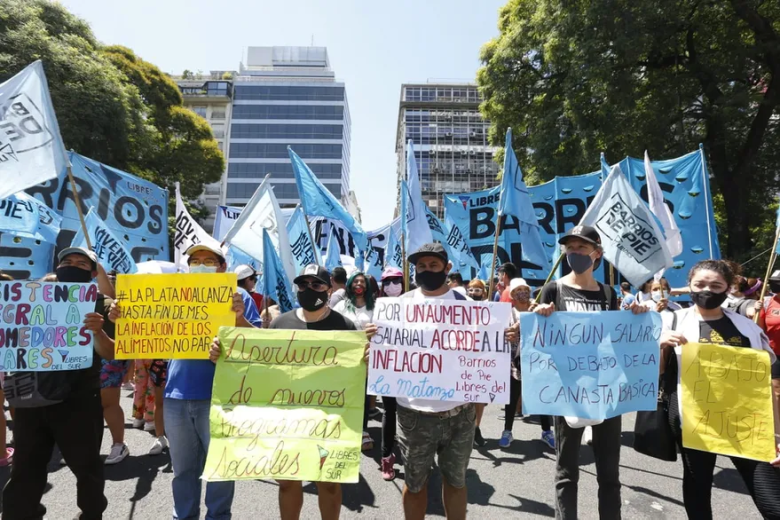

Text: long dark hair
xmin=345 ymin=271 xmax=375 ymax=311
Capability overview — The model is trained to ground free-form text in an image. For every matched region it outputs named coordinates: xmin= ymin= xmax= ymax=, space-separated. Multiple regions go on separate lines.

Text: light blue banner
xmin=520 ymin=311 xmax=661 ymax=419
xmin=72 ymin=207 xmax=137 ymax=274
xmin=324 ymin=225 xmax=342 ymax=271
xmin=286 ymin=205 xmax=321 ymax=275
xmin=262 ymin=228 xmax=294 ymax=312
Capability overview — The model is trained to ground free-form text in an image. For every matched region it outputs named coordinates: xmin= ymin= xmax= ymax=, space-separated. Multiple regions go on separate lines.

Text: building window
xmin=227 ymin=182 xmax=341 ymax=200
xmin=232 ymin=104 xmax=344 ymax=121
xmin=229 ymin=143 xmax=342 ymax=159
xmin=228 ymin=162 xmax=342 ymax=179
xmin=192 ymin=106 xmax=207 ymax=118
xmin=211 ymin=123 xmax=225 ymax=139
xmin=231 ymin=124 xmax=343 ymax=139
xmin=211 ymin=110 xmax=226 ymax=120
xmin=234 ymin=85 xmax=345 ymax=102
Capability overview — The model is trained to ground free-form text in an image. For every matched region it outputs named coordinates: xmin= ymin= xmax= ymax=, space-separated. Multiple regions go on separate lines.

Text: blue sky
xmin=60 ymin=0 xmax=507 ymax=229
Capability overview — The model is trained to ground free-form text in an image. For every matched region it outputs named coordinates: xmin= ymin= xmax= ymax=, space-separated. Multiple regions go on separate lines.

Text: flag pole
xmin=487 ymin=218 xmax=503 ymax=298
xmin=402 ymin=232 xmax=409 ymax=291
xmin=64 ymin=152 xmax=92 ymax=250
xmin=534 ymin=252 xmax=565 ymax=303
xmin=755 ymin=226 xmax=780 ymax=323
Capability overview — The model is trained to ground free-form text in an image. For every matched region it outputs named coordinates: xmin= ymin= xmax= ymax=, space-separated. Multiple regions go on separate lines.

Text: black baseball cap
xmin=769 ymin=270 xmax=780 ymax=282
xmin=558 ymin=225 xmax=602 ymax=247
xmin=294 ymin=264 xmax=332 ymax=287
xmin=408 ymin=242 xmax=448 ymax=265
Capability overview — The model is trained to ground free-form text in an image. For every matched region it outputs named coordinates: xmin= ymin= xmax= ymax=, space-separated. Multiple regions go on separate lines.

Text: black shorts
xmin=149 ymin=360 xmax=168 ymax=387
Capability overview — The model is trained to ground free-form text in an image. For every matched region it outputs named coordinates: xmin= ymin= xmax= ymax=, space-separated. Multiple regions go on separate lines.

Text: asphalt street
xmin=0 ymin=392 xmax=762 ymax=519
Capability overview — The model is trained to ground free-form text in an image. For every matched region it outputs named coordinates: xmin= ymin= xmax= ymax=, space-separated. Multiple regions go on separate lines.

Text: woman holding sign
xmin=661 ymin=260 xmax=780 ymax=519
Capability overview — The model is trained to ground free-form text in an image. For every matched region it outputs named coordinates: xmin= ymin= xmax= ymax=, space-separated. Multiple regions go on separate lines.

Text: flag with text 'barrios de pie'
xmin=497 ymin=128 xmax=548 ymax=269
xmin=580 ymin=164 xmax=673 ymax=286
xmin=288 ymin=147 xmax=368 ymax=254
xmin=72 ymin=207 xmax=137 ymax=274
xmin=174 ymin=183 xmax=220 ymax=269
xmin=286 ymin=205 xmax=321 ymax=275
xmin=222 ymin=178 xmax=297 ymax=286
xmin=403 ymin=141 xmax=433 ymax=254
xmin=0 ymin=61 xmax=67 ymax=199
xmin=261 ymin=228 xmax=293 ymax=312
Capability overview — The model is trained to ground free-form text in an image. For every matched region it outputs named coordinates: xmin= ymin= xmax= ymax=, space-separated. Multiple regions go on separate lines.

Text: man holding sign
xmin=3 ymin=248 xmax=116 ymax=520
xmin=533 ymin=226 xmax=648 ymax=520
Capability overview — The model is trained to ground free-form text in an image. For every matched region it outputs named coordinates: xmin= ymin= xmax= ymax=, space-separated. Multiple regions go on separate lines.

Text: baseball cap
xmin=381 ymin=266 xmax=403 ymax=281
xmin=509 ymin=278 xmax=531 ymax=294
xmin=234 ymin=264 xmax=256 ymax=281
xmin=770 ymin=270 xmax=780 ymax=282
xmin=185 ymin=243 xmax=226 ymax=263
xmin=558 ymin=225 xmax=602 ymax=247
xmin=57 ymin=247 xmax=98 ymax=270
xmin=408 ymin=242 xmax=448 ymax=265
xmin=293 ymin=264 xmax=332 ymax=287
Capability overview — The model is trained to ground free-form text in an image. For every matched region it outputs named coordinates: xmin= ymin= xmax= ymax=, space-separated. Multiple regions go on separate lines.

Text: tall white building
xmin=175 ymin=46 xmax=352 ymax=229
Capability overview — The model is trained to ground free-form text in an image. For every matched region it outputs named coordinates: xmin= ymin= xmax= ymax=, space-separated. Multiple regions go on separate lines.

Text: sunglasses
xmin=382 ymin=277 xmax=402 ymax=286
xmin=297 ymin=280 xmax=329 ymax=292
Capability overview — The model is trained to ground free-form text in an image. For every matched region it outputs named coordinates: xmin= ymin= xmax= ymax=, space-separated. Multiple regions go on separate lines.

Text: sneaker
xmin=541 ymin=430 xmax=555 ymax=449
xmin=473 ymin=427 xmax=487 ymax=448
xmin=143 ymin=421 xmax=156 ymax=432
xmin=362 ymin=431 xmax=373 ymax=451
xmin=148 ymin=436 xmax=168 ymax=456
xmin=105 ymin=443 xmax=129 ymax=465
xmin=583 ymin=426 xmax=593 ymax=446
xmin=381 ymin=453 xmax=396 ymax=481
xmin=498 ymin=430 xmax=514 ymax=449
xmin=131 ymin=418 xmax=144 ymax=429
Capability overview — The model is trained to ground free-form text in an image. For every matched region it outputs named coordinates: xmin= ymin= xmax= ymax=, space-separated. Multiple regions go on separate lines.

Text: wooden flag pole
xmin=66 ymin=163 xmax=92 ymax=251
xmin=487 ymin=217 xmax=503 ymax=299
xmin=534 ymin=252 xmax=565 ymax=304
xmin=755 ymin=226 xmax=780 ymax=323
xmin=402 ymin=232 xmax=409 ymax=291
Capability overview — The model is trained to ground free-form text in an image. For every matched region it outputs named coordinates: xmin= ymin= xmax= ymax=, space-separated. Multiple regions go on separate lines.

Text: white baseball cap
xmin=509 ymin=278 xmax=530 ymax=294
xmin=234 ymin=264 xmax=256 ymax=281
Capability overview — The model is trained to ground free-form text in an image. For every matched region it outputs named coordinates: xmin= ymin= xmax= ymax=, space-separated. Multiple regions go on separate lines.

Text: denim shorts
xmin=100 ymin=360 xmax=129 ymax=389
xmin=396 ymin=404 xmax=476 ymax=493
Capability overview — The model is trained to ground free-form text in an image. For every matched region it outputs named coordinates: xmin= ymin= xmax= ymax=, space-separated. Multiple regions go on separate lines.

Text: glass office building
xmin=396 ymin=83 xmax=499 ymax=217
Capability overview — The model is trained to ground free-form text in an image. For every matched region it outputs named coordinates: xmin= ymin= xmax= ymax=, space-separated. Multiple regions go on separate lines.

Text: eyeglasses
xmin=189 ymin=259 xmax=220 ymax=267
xmin=297 ymin=280 xmax=329 ymax=292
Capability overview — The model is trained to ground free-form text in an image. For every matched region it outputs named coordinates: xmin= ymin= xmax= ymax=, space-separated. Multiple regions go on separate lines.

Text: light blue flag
xmin=497 ymin=128 xmax=549 ymax=269
xmin=288 ymin=147 xmax=368 ymax=253
xmin=285 ymin=205 xmax=321 ymax=275
xmin=520 ymin=311 xmax=661 ymax=419
xmin=425 ymin=206 xmax=479 ymax=274
xmin=226 ymin=244 xmax=260 ymax=273
xmin=324 ymin=225 xmax=342 ymax=272
xmin=580 ymin=165 xmax=673 ymax=287
xmin=72 ymin=207 xmax=137 ymax=274
xmin=404 ymin=141 xmax=433 ymax=254
xmin=0 ymin=192 xmax=61 ymax=243
xmin=0 ymin=61 xmax=67 ymax=198
xmin=385 ymin=227 xmax=403 ymax=269
xmin=262 ymin=229 xmax=294 ymax=312
xmin=478 ymin=250 xmax=498 ymax=282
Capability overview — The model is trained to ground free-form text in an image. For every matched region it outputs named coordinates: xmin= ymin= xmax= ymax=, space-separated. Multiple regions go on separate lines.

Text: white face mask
xmin=384 ymin=282 xmax=402 ymax=297
xmin=189 ymin=265 xmax=218 ymax=274
xmin=651 ymin=290 xmax=663 ymax=303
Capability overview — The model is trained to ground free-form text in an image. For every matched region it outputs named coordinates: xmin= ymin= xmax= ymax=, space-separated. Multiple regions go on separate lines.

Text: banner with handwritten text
xmin=115 ymin=273 xmax=237 ymax=359
xmin=0 ymin=281 xmax=97 ymax=371
xmin=520 ymin=311 xmax=661 ymax=419
xmin=681 ymin=342 xmax=775 ymax=462
xmin=368 ymin=298 xmax=512 ymax=404
xmin=203 ymin=328 xmax=367 ymax=483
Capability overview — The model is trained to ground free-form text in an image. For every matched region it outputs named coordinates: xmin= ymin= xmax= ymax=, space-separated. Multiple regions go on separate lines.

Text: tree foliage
xmin=0 ymin=0 xmax=223 ymax=204
xmin=478 ymin=0 xmax=780 ymax=261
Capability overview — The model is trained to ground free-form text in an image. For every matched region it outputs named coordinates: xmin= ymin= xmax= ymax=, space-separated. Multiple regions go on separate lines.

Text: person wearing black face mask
xmin=661 ymin=260 xmax=780 ymax=519
xmin=534 ymin=226 xmax=648 ymax=520
xmin=4 ymin=247 xmax=116 ymax=520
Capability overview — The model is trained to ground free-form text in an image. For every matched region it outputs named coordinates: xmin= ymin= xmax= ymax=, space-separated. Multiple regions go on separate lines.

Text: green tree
xmin=478 ymin=0 xmax=780 ymax=261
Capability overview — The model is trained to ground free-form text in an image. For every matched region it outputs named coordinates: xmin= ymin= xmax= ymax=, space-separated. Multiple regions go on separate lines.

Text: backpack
xmin=3 ymin=295 xmax=108 ymax=408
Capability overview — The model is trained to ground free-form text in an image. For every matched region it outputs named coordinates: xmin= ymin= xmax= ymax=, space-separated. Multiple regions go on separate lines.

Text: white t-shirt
xmin=328 ymin=288 xmax=346 ymax=308
xmin=397 ymin=288 xmax=467 ymax=413
xmin=333 ymin=300 xmax=374 ymax=330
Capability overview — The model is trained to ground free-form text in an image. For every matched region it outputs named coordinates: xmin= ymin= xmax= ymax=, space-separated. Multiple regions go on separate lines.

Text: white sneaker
xmin=148 ymin=436 xmax=168 ymax=456
xmin=583 ymin=426 xmax=593 ymax=446
xmin=105 ymin=443 xmax=129 ymax=465
xmin=143 ymin=421 xmax=156 ymax=432
xmin=131 ymin=418 xmax=144 ymax=429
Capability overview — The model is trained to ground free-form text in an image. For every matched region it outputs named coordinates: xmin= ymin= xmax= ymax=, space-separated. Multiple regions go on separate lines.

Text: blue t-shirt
xmin=165 ymin=288 xmax=262 ymax=401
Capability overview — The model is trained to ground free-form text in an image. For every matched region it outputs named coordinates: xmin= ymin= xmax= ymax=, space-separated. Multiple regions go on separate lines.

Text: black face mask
xmin=416 ymin=270 xmax=447 ymax=292
xmin=770 ymin=282 xmax=780 ymax=294
xmin=55 ymin=266 xmax=92 ymax=283
xmin=690 ymin=289 xmax=729 ymax=310
xmin=298 ymin=288 xmax=328 ymax=312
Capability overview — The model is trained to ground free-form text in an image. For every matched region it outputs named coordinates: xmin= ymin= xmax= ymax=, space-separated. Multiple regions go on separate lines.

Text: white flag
xmin=581 ymin=165 xmax=673 ymax=287
xmin=222 ymin=178 xmax=297 ymax=285
xmin=644 ymin=151 xmax=683 ymax=257
xmin=0 ymin=61 xmax=66 ymax=198
xmin=173 ymin=183 xmax=220 ymax=270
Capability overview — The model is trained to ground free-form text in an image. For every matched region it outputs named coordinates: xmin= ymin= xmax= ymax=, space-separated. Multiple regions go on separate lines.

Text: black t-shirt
xmin=270 ymin=309 xmax=358 ymax=332
xmin=698 ymin=316 xmax=749 ymax=347
xmin=539 ymin=281 xmax=618 ymax=312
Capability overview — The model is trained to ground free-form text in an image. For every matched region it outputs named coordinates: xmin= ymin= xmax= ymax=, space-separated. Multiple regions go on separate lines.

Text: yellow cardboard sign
xmin=203 ymin=327 xmax=367 ymax=483
xmin=681 ymin=342 xmax=775 ymax=461
xmin=114 ymin=273 xmax=237 ymax=359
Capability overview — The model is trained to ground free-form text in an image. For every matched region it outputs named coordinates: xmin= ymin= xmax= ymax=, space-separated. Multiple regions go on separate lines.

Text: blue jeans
xmin=164 ymin=398 xmax=234 ymax=520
